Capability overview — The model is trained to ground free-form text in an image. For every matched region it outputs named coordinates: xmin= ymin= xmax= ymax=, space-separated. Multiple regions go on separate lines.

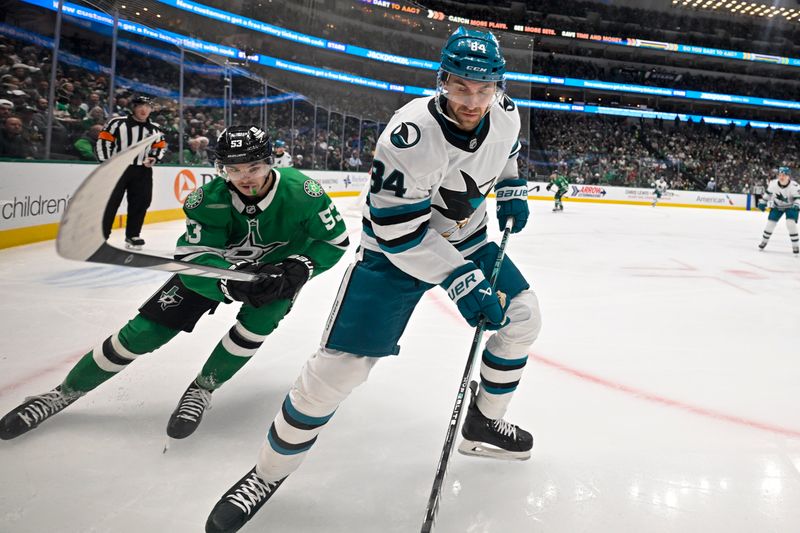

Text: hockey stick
xmin=56 ymin=134 xmax=257 ymax=282
xmin=420 ymin=220 xmax=514 ymax=533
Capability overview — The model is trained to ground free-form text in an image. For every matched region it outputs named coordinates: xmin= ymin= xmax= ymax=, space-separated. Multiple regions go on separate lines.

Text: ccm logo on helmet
xmin=465 ymin=65 xmax=488 ymax=72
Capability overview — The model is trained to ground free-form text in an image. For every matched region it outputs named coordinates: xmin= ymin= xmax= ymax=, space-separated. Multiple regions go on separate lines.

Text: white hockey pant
xmin=477 ymin=289 xmax=542 ymax=420
xmin=257 ymin=348 xmax=378 ymax=481
xmin=762 ymin=218 xmax=799 ymax=246
xmin=255 ymin=290 xmax=541 ymax=480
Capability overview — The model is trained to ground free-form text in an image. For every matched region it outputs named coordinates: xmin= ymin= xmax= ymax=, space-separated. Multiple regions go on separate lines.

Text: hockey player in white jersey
xmin=271 ymin=139 xmax=293 ymax=168
xmin=652 ymin=177 xmax=668 ymax=207
xmin=758 ymin=166 xmax=799 ymax=254
xmin=205 ymin=27 xmax=541 ymax=533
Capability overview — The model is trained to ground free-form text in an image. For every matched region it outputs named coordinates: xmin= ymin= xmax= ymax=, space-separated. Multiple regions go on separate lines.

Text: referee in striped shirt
xmin=96 ymin=95 xmax=167 ymax=249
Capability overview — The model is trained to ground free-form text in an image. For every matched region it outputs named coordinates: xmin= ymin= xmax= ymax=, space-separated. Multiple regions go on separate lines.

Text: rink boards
xmin=0 ymin=162 xmax=749 ymax=249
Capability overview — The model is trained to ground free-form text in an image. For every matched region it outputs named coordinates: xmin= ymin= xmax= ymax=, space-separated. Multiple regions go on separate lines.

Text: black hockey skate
xmin=0 ymin=386 xmax=83 ymax=440
xmin=206 ymin=467 xmax=286 ymax=533
xmin=758 ymin=240 xmax=768 ymax=250
xmin=166 ymin=380 xmax=213 ymax=439
xmin=458 ymin=380 xmax=532 ymax=460
xmin=124 ymin=236 xmax=145 ymax=250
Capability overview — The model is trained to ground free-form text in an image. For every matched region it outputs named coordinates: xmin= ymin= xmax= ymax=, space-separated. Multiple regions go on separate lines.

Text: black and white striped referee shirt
xmin=96 ymin=115 xmax=167 ymax=165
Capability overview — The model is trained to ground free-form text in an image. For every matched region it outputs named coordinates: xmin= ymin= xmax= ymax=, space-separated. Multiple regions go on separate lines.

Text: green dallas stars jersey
xmin=549 ymin=174 xmax=569 ymax=192
xmin=175 ymin=167 xmax=349 ymax=301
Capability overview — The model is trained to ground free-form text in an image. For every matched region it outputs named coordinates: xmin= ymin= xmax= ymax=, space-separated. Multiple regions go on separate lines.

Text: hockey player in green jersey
xmin=0 ymin=125 xmax=349 ymax=441
xmin=546 ymin=171 xmax=569 ymax=212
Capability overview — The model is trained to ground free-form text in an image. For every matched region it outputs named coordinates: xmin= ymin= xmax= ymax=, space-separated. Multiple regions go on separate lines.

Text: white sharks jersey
xmin=654 ymin=178 xmax=668 ymax=192
xmin=273 ymin=152 xmax=293 ymax=168
xmin=361 ymin=94 xmax=521 ymax=284
xmin=765 ymin=179 xmax=800 ymax=209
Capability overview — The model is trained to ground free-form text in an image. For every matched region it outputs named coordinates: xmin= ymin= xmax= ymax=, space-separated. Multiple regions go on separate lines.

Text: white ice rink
xmin=1 ymin=197 xmax=799 ymax=533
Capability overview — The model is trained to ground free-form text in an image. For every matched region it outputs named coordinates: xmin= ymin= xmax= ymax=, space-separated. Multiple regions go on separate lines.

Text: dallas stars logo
xmin=158 ymin=286 xmax=184 ymax=310
xmin=432 ymin=170 xmax=496 ymax=221
xmin=225 ymin=220 xmax=288 ymax=261
xmin=303 ymin=179 xmax=324 ymax=198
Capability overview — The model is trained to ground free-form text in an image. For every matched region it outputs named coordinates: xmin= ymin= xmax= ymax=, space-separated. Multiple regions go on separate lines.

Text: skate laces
xmin=175 ymin=384 xmax=212 ymax=422
xmin=492 ymin=418 xmax=517 ymax=439
xmin=226 ymin=472 xmax=279 ymax=514
xmin=18 ymin=389 xmax=78 ymax=428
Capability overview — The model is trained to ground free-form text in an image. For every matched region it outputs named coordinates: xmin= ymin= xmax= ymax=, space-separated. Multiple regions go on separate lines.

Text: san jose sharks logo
xmin=390 ymin=122 xmax=421 ymax=149
xmin=158 ymin=286 xmax=184 ymax=310
xmin=433 ymin=170 xmax=496 ymax=221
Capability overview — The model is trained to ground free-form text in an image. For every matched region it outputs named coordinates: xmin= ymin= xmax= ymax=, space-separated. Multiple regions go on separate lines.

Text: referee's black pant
xmin=102 ymin=165 xmax=153 ymax=240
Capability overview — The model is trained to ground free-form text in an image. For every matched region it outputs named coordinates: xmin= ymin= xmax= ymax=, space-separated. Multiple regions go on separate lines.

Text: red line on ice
xmin=426 ymin=291 xmax=799 ymax=439
xmin=0 ymin=351 xmax=85 ymax=398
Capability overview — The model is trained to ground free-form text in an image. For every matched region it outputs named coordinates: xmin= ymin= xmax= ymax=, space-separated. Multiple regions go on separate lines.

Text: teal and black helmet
xmin=778 ymin=166 xmax=792 ymax=176
xmin=440 ymin=26 xmax=506 ymax=82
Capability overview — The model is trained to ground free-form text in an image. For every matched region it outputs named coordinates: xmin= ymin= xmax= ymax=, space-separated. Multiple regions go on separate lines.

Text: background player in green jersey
xmin=546 ymin=170 xmax=569 ymax=212
xmin=0 ymin=126 xmax=349 ymax=441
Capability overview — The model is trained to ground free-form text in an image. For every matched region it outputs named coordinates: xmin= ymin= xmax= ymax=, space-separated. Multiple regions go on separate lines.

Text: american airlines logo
xmin=174 ymin=170 xmax=197 ymax=204
xmin=174 ymin=168 xmax=214 ymax=204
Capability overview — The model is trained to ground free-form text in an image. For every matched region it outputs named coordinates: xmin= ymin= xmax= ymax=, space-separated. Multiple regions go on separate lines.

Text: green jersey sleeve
xmin=297 ymin=184 xmax=349 ymax=278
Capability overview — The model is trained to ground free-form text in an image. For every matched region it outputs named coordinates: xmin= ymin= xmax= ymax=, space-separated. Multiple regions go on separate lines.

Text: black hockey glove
xmin=273 ymin=254 xmax=315 ymax=299
xmin=219 ymin=261 xmax=284 ymax=308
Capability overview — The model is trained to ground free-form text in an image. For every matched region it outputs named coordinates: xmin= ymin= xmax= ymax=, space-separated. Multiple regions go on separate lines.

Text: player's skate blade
xmin=459 ymin=380 xmax=532 ymax=461
xmin=457 ymin=439 xmax=531 ymax=460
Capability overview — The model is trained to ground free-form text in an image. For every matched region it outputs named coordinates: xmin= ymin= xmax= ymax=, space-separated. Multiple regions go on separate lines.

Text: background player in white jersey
xmin=271 ymin=139 xmax=293 ymax=168
xmin=758 ymin=166 xmax=799 ymax=255
xmin=205 ymin=26 xmax=542 ymax=533
xmin=652 ymin=177 xmax=669 ymax=207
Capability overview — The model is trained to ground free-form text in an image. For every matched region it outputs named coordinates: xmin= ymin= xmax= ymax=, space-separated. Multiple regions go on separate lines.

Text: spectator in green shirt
xmin=182 ymin=136 xmax=210 ymax=166
xmin=74 ymin=124 xmax=102 ymax=161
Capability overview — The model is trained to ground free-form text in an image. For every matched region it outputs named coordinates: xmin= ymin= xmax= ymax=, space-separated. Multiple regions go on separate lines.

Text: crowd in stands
xmin=0 ymin=30 xmax=382 ymax=171
xmin=419 ymin=0 xmax=799 ymax=58
xmin=219 ymin=0 xmax=800 ymax=108
xmin=529 ymin=53 xmax=800 ymax=102
xmin=2 ymin=4 xmax=799 ymax=196
xmin=530 ymin=111 xmax=800 ymax=193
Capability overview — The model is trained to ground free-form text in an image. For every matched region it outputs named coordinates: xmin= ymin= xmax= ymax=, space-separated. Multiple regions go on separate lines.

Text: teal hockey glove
xmin=757 ymin=200 xmax=767 ymax=212
xmin=494 ymin=178 xmax=529 ymax=234
xmin=442 ymin=263 xmax=508 ymax=329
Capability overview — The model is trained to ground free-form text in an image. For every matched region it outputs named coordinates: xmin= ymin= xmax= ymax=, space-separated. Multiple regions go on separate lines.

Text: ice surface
xmin=1 ymin=198 xmax=798 ymax=532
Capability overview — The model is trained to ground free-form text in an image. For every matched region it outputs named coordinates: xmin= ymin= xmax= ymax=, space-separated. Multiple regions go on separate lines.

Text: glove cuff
xmin=442 ymin=263 xmax=486 ymax=304
xmin=218 ymin=260 xmax=250 ymax=303
xmin=494 ymin=179 xmax=529 ymax=202
xmin=286 ymin=254 xmax=315 ymax=282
